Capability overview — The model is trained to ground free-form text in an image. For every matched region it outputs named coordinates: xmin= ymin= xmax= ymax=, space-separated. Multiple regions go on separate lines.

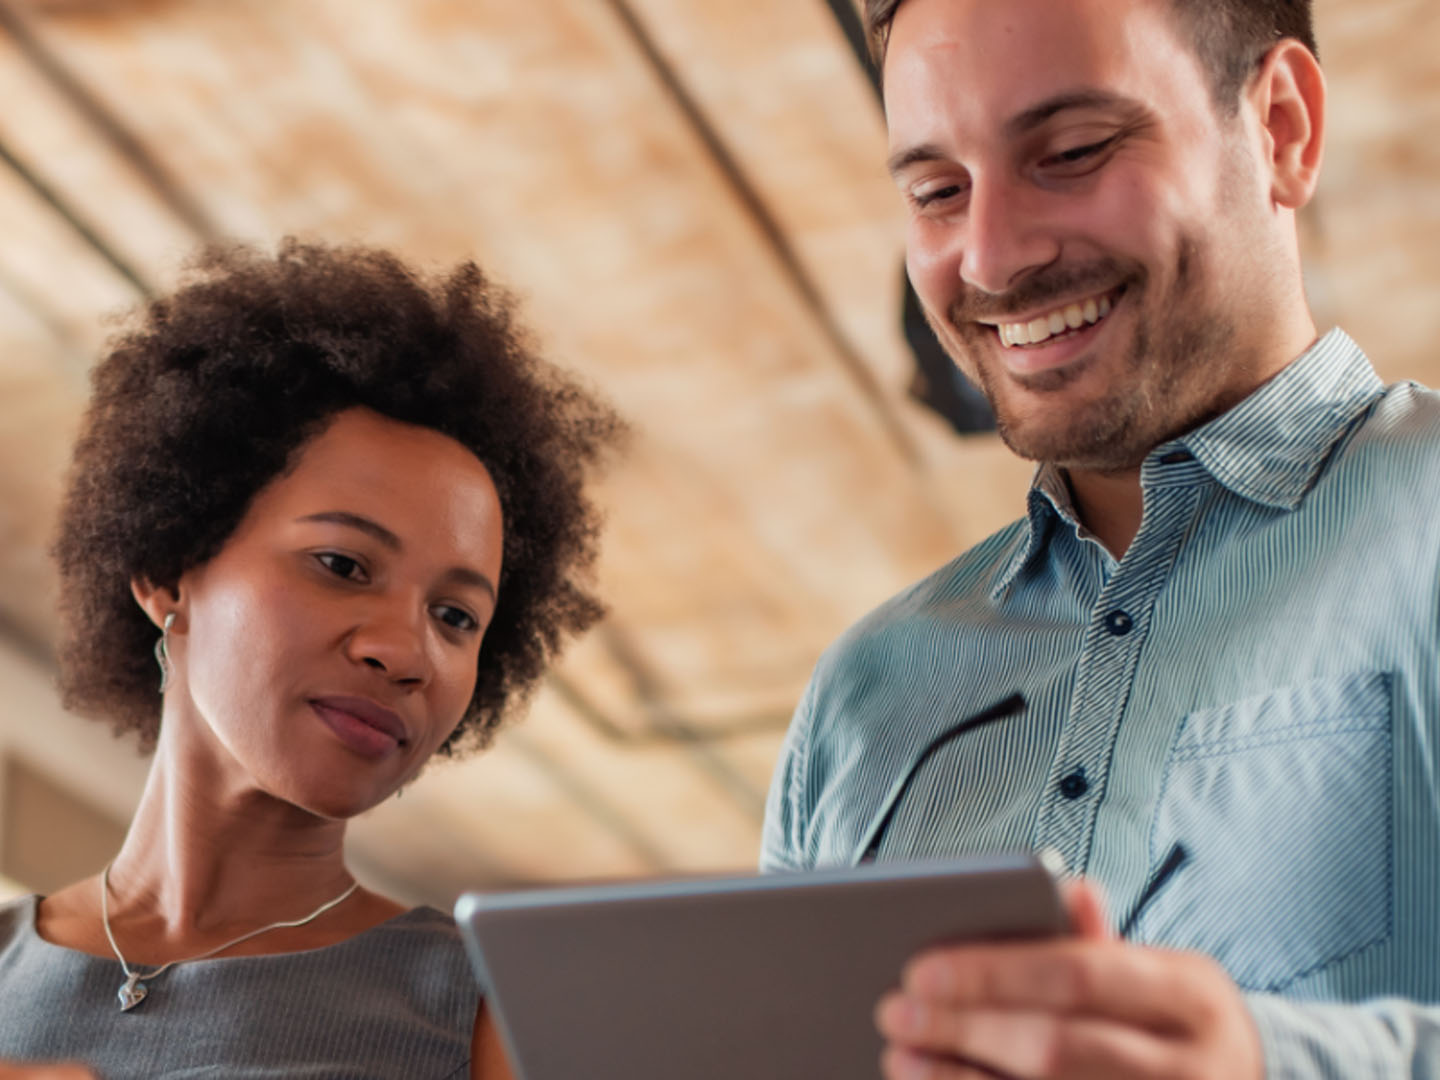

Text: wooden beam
xmin=601 ymin=0 xmax=917 ymax=464
xmin=0 ymin=0 xmax=221 ymax=241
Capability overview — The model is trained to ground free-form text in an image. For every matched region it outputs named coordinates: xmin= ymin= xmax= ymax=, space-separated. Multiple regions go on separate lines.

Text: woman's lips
xmin=310 ymin=696 xmax=407 ymax=759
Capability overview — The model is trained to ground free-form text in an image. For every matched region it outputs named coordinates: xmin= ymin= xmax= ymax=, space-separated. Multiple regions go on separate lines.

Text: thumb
xmin=1062 ymin=878 xmax=1114 ymax=940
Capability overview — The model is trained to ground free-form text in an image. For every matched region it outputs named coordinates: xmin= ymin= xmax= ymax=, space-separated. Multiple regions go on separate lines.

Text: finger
xmin=901 ymin=941 xmax=1220 ymax=1033
xmin=1062 ymin=879 xmax=1113 ymax=941
xmin=880 ymin=1046 xmax=1009 ymax=1080
xmin=877 ymin=995 xmax=1189 ymax=1080
xmin=877 ymin=994 xmax=1057 ymax=1074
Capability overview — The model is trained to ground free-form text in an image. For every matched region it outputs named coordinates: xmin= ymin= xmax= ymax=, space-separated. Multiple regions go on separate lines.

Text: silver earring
xmin=154 ymin=613 xmax=176 ymax=694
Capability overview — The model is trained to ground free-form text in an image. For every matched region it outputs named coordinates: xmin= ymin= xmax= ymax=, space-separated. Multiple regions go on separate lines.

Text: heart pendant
xmin=117 ymin=973 xmax=148 ymax=1011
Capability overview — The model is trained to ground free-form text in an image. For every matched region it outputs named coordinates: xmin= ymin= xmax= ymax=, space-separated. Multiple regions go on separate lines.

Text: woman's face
xmin=147 ymin=407 xmax=504 ymax=818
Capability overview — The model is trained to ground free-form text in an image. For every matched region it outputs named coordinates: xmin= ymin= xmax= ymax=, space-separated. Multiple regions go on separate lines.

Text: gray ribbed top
xmin=0 ymin=894 xmax=477 ymax=1079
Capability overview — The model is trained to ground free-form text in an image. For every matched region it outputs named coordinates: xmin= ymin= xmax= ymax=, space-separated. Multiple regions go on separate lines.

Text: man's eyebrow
xmin=299 ymin=510 xmax=497 ymax=601
xmin=1003 ymin=89 xmax=1140 ymax=137
xmin=888 ymin=142 xmax=950 ymax=177
xmin=887 ymin=90 xmax=1140 ymax=176
xmin=299 ymin=510 xmax=401 ymax=549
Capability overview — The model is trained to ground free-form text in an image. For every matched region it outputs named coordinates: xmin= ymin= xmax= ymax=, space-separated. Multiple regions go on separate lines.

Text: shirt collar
xmin=1169 ymin=328 xmax=1382 ymax=509
xmin=991 ymin=328 xmax=1383 ymax=599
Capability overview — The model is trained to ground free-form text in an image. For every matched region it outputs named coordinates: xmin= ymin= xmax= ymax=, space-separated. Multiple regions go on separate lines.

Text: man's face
xmin=885 ymin=0 xmax=1276 ymax=470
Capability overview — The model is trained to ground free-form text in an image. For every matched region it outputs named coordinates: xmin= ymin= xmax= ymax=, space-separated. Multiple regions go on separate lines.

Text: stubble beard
xmin=943 ymin=237 xmax=1239 ymax=473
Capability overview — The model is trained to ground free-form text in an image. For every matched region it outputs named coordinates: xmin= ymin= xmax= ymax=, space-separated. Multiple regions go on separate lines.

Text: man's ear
xmin=130 ymin=577 xmax=183 ymax=631
xmin=1248 ymin=39 xmax=1326 ymax=211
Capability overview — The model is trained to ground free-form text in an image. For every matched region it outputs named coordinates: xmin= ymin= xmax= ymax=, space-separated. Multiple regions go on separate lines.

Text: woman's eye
xmin=315 ymin=552 xmax=367 ymax=582
xmin=432 ymin=604 xmax=479 ymax=633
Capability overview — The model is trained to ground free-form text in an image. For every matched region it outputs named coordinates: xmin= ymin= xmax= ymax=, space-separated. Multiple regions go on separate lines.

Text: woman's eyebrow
xmin=298 ymin=510 xmax=402 ymax=550
xmin=444 ymin=566 xmax=497 ymax=602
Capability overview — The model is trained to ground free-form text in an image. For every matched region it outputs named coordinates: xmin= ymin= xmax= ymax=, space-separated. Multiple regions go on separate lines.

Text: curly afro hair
xmin=53 ymin=238 xmax=623 ymax=755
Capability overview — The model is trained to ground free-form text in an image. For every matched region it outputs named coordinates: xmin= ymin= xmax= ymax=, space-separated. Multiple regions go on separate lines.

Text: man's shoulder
xmin=1364 ymin=377 xmax=1440 ymax=441
xmin=807 ymin=516 xmax=1029 ymax=697
xmin=850 ymin=515 xmax=1027 ymax=629
xmin=1335 ymin=377 xmax=1440 ymax=482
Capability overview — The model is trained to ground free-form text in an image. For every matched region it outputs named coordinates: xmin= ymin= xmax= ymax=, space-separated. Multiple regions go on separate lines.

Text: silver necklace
xmin=100 ymin=863 xmax=360 ymax=1012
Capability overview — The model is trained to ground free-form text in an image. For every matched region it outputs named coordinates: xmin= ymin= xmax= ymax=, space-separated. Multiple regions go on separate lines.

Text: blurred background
xmin=0 ymin=0 xmax=1435 ymax=907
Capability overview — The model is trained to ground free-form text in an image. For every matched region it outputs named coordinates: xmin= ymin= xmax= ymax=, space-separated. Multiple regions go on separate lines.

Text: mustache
xmin=948 ymin=258 xmax=1140 ymax=324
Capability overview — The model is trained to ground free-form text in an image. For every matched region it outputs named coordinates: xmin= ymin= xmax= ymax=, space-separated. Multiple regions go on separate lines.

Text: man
xmin=761 ymin=0 xmax=1440 ymax=1076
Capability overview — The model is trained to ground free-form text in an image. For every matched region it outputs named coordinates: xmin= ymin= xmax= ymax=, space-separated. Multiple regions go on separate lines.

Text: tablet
xmin=455 ymin=854 xmax=1068 ymax=1080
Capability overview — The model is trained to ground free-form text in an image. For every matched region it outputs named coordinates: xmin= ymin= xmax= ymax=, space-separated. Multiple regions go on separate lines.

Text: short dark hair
xmin=864 ymin=0 xmax=1317 ymax=111
xmin=53 ymin=239 xmax=623 ymax=754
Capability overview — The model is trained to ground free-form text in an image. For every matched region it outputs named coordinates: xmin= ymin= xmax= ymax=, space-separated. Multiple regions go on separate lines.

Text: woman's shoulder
xmin=0 ymin=893 xmax=37 ymax=948
xmin=0 ymin=900 xmax=478 ymax=1078
xmin=348 ymin=903 xmax=467 ymax=956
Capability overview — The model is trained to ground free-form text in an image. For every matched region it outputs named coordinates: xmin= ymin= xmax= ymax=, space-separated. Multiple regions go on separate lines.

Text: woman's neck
xmin=106 ymin=715 xmax=356 ymax=938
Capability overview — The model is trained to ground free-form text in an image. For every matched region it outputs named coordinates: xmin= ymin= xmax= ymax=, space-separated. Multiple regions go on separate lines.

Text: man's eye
xmin=912 ymin=183 xmax=966 ymax=208
xmin=1044 ymin=135 xmax=1119 ymax=168
xmin=316 ymin=552 xmax=367 ymax=582
xmin=432 ymin=604 xmax=479 ymax=633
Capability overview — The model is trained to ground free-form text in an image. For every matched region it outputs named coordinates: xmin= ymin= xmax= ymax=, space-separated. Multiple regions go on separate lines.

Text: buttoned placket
xmin=1031 ymin=452 xmax=1210 ymax=874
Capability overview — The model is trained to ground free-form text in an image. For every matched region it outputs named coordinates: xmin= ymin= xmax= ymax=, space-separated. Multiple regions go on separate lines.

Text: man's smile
xmin=967 ymin=284 xmax=1129 ymax=378
xmin=980 ymin=284 xmax=1125 ymax=348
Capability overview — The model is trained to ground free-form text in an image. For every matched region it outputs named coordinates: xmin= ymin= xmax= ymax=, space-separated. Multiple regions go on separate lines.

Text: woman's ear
xmin=130 ymin=577 xmax=183 ymax=631
xmin=1248 ymin=39 xmax=1326 ymax=211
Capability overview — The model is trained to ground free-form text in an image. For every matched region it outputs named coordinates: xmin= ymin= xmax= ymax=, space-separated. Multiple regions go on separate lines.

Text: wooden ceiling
xmin=0 ymin=0 xmax=1435 ymax=905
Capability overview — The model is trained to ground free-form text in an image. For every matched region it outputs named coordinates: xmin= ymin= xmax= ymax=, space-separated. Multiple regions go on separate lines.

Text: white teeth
xmin=996 ymin=291 xmax=1116 ymax=348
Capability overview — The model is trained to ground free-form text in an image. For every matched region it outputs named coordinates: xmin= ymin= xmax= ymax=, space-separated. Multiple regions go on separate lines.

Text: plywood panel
xmin=0 ymin=288 xmax=79 ymax=645
xmin=0 ymin=15 xmax=204 ymax=281
xmin=17 ymin=0 xmax=970 ymax=722
xmin=624 ymin=0 xmax=909 ymax=387
xmin=1313 ymin=0 xmax=1440 ymax=385
xmin=0 ymin=151 xmax=140 ymax=360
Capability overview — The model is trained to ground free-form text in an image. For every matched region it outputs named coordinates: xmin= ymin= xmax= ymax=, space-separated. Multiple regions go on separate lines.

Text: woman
xmin=0 ymin=240 xmax=621 ymax=1078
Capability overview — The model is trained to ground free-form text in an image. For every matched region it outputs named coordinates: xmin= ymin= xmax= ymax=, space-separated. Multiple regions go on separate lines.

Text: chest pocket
xmin=1134 ymin=671 xmax=1394 ymax=992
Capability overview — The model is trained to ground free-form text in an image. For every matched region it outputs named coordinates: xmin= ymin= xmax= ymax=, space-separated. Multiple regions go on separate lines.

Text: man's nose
xmin=959 ymin=175 xmax=1059 ymax=297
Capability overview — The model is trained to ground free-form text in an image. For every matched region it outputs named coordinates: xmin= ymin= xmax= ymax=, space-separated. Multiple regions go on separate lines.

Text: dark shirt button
xmin=1159 ymin=450 xmax=1193 ymax=464
xmin=1104 ymin=610 xmax=1134 ymax=636
xmin=1059 ymin=771 xmax=1089 ymax=799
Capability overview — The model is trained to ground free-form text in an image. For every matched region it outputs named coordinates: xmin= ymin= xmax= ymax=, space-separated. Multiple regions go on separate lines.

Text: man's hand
xmin=874 ymin=880 xmax=1264 ymax=1080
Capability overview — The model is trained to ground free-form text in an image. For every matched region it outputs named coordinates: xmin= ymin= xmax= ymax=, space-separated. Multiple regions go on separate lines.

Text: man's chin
xmin=992 ymin=396 xmax=1148 ymax=471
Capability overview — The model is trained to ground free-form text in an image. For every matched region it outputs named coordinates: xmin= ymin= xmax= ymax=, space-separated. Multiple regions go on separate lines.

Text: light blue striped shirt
xmin=762 ymin=329 xmax=1440 ymax=1078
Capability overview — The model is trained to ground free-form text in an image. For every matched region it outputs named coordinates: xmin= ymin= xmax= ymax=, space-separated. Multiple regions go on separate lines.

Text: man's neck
xmin=1060 ymin=313 xmax=1321 ymax=559
xmin=1065 ymin=466 xmax=1144 ymax=560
